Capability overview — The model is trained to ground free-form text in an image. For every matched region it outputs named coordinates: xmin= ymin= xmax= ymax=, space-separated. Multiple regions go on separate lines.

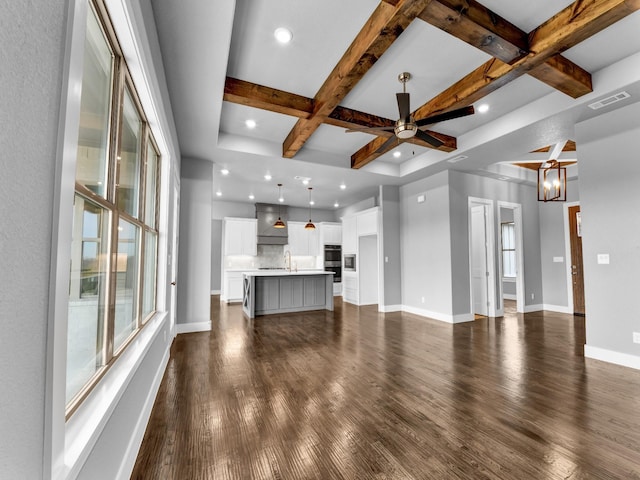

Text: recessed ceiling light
xmin=477 ymin=104 xmax=489 ymax=113
xmin=334 ymin=202 xmax=339 ymax=208
xmin=220 ymin=168 xmax=229 ymax=175
xmin=264 ymin=174 xmax=272 ymax=181
xmin=249 ymin=194 xmax=255 ymax=200
xmin=274 ymin=27 xmax=292 ymax=44
xmin=310 ymin=200 xmax=315 ymax=206
xmin=279 ymin=197 xmax=284 ymax=203
xmin=216 ymin=191 xmax=222 ymax=197
xmin=340 ymin=184 xmax=346 ymax=190
xmin=393 ymin=151 xmax=401 ymax=158
xmin=245 ymin=119 xmax=256 ymax=129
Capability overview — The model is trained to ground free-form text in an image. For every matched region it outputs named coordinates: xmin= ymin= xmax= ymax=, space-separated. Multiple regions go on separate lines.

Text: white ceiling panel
xmin=226 ymin=0 xmax=379 ymax=98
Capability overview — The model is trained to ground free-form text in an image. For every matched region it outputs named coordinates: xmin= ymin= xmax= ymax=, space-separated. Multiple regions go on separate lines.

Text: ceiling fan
xmin=346 ymin=72 xmax=475 ymax=153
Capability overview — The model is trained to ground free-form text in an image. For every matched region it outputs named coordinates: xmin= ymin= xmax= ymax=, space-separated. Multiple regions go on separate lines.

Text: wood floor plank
xmin=131 ymin=299 xmax=640 ymax=479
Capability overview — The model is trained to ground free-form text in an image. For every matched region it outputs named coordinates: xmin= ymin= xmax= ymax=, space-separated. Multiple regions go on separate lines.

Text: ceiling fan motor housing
xmin=395 ymin=116 xmax=417 ymax=139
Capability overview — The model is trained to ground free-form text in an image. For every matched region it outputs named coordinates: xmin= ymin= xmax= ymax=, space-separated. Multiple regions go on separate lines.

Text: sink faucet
xmin=284 ymin=250 xmax=292 ymax=272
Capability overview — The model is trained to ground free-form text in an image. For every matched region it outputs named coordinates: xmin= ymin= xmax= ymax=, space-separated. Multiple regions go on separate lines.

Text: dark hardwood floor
xmin=131 ymin=298 xmax=640 ymax=479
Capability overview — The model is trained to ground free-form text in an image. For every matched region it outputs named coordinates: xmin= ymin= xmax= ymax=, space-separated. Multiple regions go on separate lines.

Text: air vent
xmin=447 ymin=155 xmax=468 ymax=163
xmin=588 ymin=91 xmax=630 ymax=110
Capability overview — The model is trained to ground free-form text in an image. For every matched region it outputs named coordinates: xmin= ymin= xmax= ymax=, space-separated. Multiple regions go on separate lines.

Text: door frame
xmin=563 ymin=201 xmax=580 ymax=314
xmin=497 ymin=201 xmax=525 ymax=314
xmin=468 ymin=197 xmax=497 ymax=317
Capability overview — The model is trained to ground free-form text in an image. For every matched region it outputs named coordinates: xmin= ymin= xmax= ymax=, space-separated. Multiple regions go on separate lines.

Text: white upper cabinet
xmin=342 ymin=216 xmax=357 ymax=253
xmin=357 ymin=209 xmax=378 ymax=236
xmin=288 ymin=221 xmax=320 ymax=256
xmin=223 ymin=218 xmax=257 ymax=256
xmin=320 ymin=222 xmax=342 ymax=245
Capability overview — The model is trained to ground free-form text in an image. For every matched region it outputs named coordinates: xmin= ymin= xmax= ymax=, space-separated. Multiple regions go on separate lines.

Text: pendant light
xmin=305 ymin=187 xmax=316 ymax=230
xmin=274 ymin=183 xmax=286 ymax=228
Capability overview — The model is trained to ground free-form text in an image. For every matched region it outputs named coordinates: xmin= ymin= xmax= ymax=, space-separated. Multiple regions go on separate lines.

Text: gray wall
xmin=576 ymin=100 xmax=640 ymax=356
xmin=448 ymin=170 xmax=543 ymax=314
xmin=0 ymin=0 xmax=67 ymax=475
xmin=380 ymin=185 xmax=402 ymax=307
xmin=400 ymin=172 xmax=454 ymax=315
xmin=178 ymin=158 xmax=213 ymax=324
xmin=538 ymin=179 xmax=580 ymax=308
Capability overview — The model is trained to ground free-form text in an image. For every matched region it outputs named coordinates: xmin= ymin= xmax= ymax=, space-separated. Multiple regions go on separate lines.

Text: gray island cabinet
xmin=242 ymin=271 xmax=334 ymax=318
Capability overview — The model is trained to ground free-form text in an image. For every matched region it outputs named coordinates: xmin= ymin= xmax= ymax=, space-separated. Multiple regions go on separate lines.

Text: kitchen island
xmin=242 ymin=271 xmax=334 ymax=318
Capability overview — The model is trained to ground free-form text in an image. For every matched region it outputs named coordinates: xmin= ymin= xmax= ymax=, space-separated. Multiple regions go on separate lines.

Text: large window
xmin=501 ymin=222 xmax=516 ymax=278
xmin=66 ymin=1 xmax=161 ymax=412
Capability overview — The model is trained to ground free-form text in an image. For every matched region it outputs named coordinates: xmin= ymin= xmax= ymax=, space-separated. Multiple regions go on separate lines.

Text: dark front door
xmin=568 ymin=205 xmax=585 ymax=315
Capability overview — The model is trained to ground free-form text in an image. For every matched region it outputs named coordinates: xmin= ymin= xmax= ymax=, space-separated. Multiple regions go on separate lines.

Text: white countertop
xmin=243 ymin=270 xmax=334 ymax=277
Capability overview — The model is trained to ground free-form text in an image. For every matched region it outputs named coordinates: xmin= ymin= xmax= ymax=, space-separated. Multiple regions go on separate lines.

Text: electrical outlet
xmin=531 ymin=293 xmax=534 ymax=300
xmin=633 ymin=332 xmax=640 ymax=344
xmin=421 ymin=296 xmax=425 ymax=304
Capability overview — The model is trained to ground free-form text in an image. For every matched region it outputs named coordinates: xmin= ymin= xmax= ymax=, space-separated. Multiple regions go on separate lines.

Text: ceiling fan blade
xmin=375 ymin=135 xmax=399 ymax=154
xmin=345 ymin=126 xmax=395 ymax=134
xmin=396 ymin=92 xmax=410 ymax=120
xmin=415 ymin=129 xmax=444 ymax=148
xmin=415 ymin=105 xmax=475 ymax=128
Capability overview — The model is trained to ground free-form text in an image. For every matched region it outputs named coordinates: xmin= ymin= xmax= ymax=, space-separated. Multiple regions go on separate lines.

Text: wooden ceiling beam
xmin=223 ymin=77 xmax=458 ymax=152
xmin=418 ymin=0 xmax=592 ymax=97
xmin=419 ymin=0 xmax=528 ymax=63
xmin=223 ymin=77 xmax=314 ymax=119
xmin=351 ymin=0 xmax=640 ymax=169
xmin=281 ymin=0 xmax=434 ymax=159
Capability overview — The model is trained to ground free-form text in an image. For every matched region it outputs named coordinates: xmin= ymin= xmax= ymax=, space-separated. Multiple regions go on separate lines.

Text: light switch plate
xmin=597 ymin=253 xmax=610 ymax=264
xmin=553 ymin=256 xmax=564 ymax=263
xmin=417 ymin=194 xmax=425 ymax=203
xmin=633 ymin=332 xmax=640 ymax=344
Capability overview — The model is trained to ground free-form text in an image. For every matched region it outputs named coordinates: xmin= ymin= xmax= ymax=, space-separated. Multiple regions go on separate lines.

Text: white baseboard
xmin=585 ymin=345 xmax=640 ymax=371
xmin=118 ymin=346 xmax=170 ymax=479
xmin=542 ymin=304 xmax=572 ymax=314
xmin=379 ymin=304 xmax=402 ymax=313
xmin=210 ymin=290 xmax=221 ymax=295
xmin=523 ymin=304 xmax=544 ymax=313
xmin=503 ymin=293 xmax=517 ymax=300
xmin=176 ymin=321 xmax=211 ymax=334
xmin=402 ymin=305 xmax=472 ymax=324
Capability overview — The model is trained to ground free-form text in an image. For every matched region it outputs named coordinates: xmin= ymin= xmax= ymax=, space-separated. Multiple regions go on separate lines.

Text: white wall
xmin=577 ymin=100 xmax=640 ymax=366
xmin=0 ymin=0 xmax=67 ymax=476
xmin=178 ymin=158 xmax=213 ymax=327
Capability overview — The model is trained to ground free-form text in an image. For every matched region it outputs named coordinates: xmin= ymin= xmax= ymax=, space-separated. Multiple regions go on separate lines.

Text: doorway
xmin=567 ymin=204 xmax=585 ymax=315
xmin=497 ymin=201 xmax=525 ymax=314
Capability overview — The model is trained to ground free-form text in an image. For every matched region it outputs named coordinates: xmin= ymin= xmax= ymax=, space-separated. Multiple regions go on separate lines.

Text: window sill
xmin=64 ymin=310 xmax=168 ymax=479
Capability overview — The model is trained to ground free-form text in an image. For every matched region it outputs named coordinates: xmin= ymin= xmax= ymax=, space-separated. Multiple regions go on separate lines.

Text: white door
xmin=471 ymin=205 xmax=489 ymax=316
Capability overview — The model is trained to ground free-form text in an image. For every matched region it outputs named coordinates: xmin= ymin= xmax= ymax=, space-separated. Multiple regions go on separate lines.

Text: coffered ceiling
xmin=150 ymin=0 xmax=640 ymax=209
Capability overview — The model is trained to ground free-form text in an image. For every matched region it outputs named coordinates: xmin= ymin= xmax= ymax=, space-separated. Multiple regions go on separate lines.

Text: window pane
xmin=144 ymin=143 xmax=158 ymax=227
xmin=67 ymin=196 xmax=110 ymax=404
xmin=502 ymin=223 xmax=515 ymax=250
xmin=142 ymin=231 xmax=157 ymax=321
xmin=114 ymin=218 xmax=140 ymax=350
xmin=116 ymin=87 xmax=142 ymax=217
xmin=503 ymin=251 xmax=516 ymax=278
xmin=75 ymin=6 xmax=113 ymax=198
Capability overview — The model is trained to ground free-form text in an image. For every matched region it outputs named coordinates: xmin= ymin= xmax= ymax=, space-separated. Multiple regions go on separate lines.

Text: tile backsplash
xmin=224 ymin=245 xmax=320 ymax=270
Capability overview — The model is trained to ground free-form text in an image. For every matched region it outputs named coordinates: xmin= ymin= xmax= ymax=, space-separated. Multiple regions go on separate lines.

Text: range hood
xmin=256 ymin=203 xmax=288 ymax=245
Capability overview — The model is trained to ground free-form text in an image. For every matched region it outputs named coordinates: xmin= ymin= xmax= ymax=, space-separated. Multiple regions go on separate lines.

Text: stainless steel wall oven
xmin=324 ymin=244 xmax=342 ymax=283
